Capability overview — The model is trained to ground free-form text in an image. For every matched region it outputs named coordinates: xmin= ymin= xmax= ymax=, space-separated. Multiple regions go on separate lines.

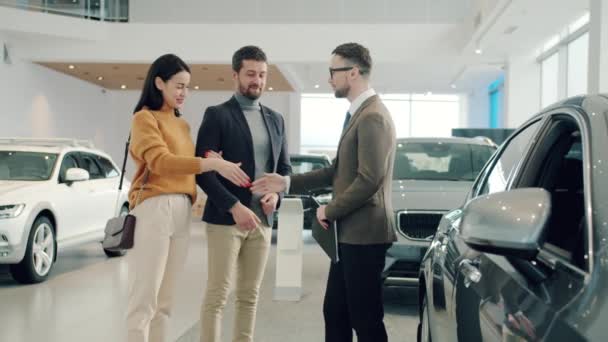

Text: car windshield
xmin=290 ymin=157 xmax=329 ymax=174
xmin=393 ymin=142 xmax=495 ymax=181
xmin=0 ymin=151 xmax=58 ymax=181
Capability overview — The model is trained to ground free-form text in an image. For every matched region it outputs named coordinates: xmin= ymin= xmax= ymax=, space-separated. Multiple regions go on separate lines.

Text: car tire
xmin=417 ymin=296 xmax=432 ymax=342
xmin=9 ymin=216 xmax=56 ymax=284
xmin=103 ymin=205 xmax=129 ymax=258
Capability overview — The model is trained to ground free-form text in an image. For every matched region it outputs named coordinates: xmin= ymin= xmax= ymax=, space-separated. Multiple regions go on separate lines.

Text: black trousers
xmin=323 ymin=242 xmax=391 ymax=342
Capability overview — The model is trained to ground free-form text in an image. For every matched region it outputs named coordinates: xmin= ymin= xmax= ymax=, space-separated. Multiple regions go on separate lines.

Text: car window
xmin=518 ymin=116 xmax=586 ymax=270
xmin=478 ymin=120 xmax=542 ymax=196
xmin=59 ymin=154 xmax=80 ymax=183
xmin=393 ymin=142 xmax=495 ymax=181
xmin=96 ymin=156 xmax=119 ymax=178
xmin=471 ymin=145 xmax=496 ymax=175
xmin=0 ymin=151 xmax=58 ymax=181
xmin=80 ymin=153 xmax=104 ymax=179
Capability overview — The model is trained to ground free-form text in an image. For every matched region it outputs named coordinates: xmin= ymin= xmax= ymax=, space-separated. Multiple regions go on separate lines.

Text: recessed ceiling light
xmin=97 ymin=76 xmax=104 ymax=81
xmin=68 ymin=65 xmax=75 ymax=69
xmin=475 ymin=48 xmax=483 ymax=55
xmin=314 ymin=84 xmax=320 ymax=89
xmin=194 ymin=86 xmax=200 ymax=90
xmin=268 ymin=87 xmax=274 ymax=91
xmin=120 ymin=85 xmax=127 ymax=89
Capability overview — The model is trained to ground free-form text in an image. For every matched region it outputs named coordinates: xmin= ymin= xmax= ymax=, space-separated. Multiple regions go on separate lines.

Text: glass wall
xmin=567 ymin=33 xmax=589 ymax=97
xmin=0 ymin=0 xmax=128 ymax=21
xmin=541 ymin=53 xmax=559 ymax=108
xmin=300 ymin=93 xmax=461 ymax=153
xmin=538 ymin=12 xmax=590 ymax=106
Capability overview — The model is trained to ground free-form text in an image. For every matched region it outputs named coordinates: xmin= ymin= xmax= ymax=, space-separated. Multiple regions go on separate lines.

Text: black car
xmin=417 ymin=94 xmax=608 ymax=342
xmin=273 ymin=154 xmax=332 ymax=229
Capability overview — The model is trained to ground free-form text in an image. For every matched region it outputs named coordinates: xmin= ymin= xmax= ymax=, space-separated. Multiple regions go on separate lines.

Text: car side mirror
xmin=460 ymin=188 xmax=551 ymax=260
xmin=65 ymin=168 xmax=90 ymax=183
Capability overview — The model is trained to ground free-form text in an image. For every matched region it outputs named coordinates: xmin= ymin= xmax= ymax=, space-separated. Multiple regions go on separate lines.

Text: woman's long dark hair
xmin=134 ymin=54 xmax=190 ymax=117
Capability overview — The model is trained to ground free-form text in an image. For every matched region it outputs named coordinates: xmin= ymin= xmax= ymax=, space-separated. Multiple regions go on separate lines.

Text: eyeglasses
xmin=329 ymin=66 xmax=354 ymax=78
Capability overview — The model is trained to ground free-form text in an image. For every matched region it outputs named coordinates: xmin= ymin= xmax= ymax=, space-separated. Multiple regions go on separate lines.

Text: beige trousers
xmin=201 ymin=223 xmax=272 ymax=342
xmin=126 ymin=194 xmax=192 ymax=342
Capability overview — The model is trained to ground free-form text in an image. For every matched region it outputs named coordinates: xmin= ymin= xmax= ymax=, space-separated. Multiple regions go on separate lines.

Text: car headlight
xmin=314 ymin=193 xmax=332 ymax=205
xmin=0 ymin=204 xmax=26 ymax=219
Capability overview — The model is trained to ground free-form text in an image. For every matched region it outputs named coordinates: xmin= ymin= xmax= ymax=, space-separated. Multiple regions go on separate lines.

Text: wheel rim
xmin=32 ymin=223 xmax=54 ymax=276
xmin=421 ymin=301 xmax=430 ymax=342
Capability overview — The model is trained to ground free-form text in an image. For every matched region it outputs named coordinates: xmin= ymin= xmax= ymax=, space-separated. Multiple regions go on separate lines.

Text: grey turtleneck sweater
xmin=234 ymin=93 xmax=273 ymax=225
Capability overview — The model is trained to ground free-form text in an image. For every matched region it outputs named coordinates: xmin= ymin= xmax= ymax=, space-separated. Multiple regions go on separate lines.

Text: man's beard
xmin=334 ymin=85 xmax=350 ymax=98
xmin=239 ymin=83 xmax=262 ymax=100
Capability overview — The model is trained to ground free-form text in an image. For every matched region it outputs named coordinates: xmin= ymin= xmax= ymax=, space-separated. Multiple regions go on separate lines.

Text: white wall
xmin=0 ymin=53 xmax=111 ymax=149
xmin=505 ymin=54 xmax=541 ymax=127
xmin=465 ymin=85 xmax=491 ymax=128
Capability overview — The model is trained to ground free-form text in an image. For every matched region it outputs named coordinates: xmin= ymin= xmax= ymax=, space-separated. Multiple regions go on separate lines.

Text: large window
xmin=300 ymin=93 xmax=461 ymax=153
xmin=538 ymin=12 xmax=590 ymax=106
xmin=567 ymin=33 xmax=589 ymax=97
xmin=541 ymin=53 xmax=559 ymax=108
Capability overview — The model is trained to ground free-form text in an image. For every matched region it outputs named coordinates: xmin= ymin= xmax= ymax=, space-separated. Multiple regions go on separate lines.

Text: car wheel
xmin=417 ymin=296 xmax=432 ymax=342
xmin=10 ymin=216 xmax=56 ymax=284
xmin=103 ymin=205 xmax=128 ymax=258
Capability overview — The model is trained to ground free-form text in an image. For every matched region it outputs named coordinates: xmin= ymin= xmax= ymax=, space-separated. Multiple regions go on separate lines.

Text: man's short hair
xmin=332 ymin=43 xmax=372 ymax=76
xmin=232 ymin=45 xmax=267 ymax=72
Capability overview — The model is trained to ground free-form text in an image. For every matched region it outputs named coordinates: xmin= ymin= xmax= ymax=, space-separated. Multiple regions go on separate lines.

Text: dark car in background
xmin=417 ymin=95 xmax=608 ymax=342
xmin=273 ymin=154 xmax=332 ymax=230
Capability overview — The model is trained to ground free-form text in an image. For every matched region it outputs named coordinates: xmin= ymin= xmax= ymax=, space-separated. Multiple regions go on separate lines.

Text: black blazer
xmin=195 ymin=96 xmax=292 ymax=225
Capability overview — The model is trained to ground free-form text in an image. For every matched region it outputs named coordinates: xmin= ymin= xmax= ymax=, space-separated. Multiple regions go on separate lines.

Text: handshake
xmin=205 ymin=150 xmax=288 ymax=194
xmin=205 ymin=150 xmax=290 ymax=231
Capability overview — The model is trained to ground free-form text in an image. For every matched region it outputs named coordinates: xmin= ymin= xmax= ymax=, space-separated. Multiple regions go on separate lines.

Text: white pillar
xmin=287 ymin=92 xmax=301 ymax=154
xmin=588 ymin=0 xmax=608 ymax=93
xmin=273 ymin=198 xmax=304 ymax=301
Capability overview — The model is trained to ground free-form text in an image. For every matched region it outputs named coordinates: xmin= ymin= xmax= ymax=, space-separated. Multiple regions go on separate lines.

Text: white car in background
xmin=0 ymin=138 xmax=130 ymax=284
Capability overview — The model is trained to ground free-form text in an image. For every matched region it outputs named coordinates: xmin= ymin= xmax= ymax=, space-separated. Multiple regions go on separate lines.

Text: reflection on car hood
xmin=391 ymin=180 xmax=472 ymax=211
xmin=0 ymin=181 xmax=38 ymax=196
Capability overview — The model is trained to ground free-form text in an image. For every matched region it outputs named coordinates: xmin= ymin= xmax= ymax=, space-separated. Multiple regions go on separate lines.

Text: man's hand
xmin=250 ymin=173 xmax=287 ymax=195
xmin=260 ymin=193 xmax=279 ymax=216
xmin=229 ymin=202 xmax=261 ymax=231
xmin=316 ymin=205 xmax=329 ymax=230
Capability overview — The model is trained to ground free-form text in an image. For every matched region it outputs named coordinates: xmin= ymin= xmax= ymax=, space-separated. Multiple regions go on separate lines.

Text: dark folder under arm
xmin=310 ymin=197 xmax=339 ymax=263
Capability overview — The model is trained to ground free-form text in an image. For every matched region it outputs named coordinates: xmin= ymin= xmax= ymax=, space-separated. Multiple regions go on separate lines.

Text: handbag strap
xmin=117 ymin=134 xmax=131 ymax=191
xmin=117 ymin=133 xmax=149 ymax=207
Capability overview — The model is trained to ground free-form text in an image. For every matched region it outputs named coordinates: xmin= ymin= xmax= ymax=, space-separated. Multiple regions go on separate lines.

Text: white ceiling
xmin=130 ymin=0 xmax=474 ymax=24
xmin=0 ymin=0 xmax=591 ymax=94
xmin=469 ymin=0 xmax=589 ymax=59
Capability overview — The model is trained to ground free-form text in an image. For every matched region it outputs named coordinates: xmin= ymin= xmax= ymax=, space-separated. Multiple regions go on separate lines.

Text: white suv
xmin=0 ymin=138 xmax=130 ymax=284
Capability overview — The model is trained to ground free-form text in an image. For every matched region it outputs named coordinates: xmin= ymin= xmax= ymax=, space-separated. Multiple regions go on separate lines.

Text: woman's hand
xmin=205 ymin=150 xmax=224 ymax=159
xmin=201 ymin=158 xmax=250 ymax=187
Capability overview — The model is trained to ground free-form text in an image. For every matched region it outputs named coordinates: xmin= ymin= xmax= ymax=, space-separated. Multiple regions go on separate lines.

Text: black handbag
xmin=102 ymin=136 xmax=147 ymax=251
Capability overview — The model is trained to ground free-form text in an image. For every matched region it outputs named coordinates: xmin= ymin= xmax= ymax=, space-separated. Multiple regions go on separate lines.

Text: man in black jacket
xmin=195 ymin=45 xmax=291 ymax=342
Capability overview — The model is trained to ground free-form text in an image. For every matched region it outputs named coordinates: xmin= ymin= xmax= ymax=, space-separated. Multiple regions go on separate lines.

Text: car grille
xmin=397 ymin=212 xmax=444 ymax=240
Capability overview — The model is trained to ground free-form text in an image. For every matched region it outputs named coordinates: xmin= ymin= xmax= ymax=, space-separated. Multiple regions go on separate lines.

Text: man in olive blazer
xmin=252 ymin=43 xmax=396 ymax=342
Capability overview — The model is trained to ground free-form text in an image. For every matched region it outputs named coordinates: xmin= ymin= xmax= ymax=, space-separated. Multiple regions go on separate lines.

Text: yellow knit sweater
xmin=128 ymin=109 xmax=201 ymax=209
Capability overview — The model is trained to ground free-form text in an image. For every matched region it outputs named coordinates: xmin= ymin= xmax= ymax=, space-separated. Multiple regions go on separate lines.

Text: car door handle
xmin=459 ymin=259 xmax=482 ymax=288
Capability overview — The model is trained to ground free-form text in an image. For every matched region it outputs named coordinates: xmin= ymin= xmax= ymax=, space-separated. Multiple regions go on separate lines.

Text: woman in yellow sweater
xmin=126 ymin=54 xmax=249 ymax=342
